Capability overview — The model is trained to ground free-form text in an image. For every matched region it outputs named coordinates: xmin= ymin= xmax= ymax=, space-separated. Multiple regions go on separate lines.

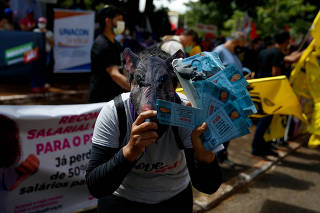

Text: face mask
xmin=38 ymin=23 xmax=46 ymax=29
xmin=113 ymin=21 xmax=125 ymax=35
xmin=185 ymin=46 xmax=193 ymax=53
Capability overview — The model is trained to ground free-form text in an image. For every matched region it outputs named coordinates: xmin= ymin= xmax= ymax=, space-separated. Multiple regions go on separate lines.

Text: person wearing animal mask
xmin=88 ymin=5 xmax=130 ymax=103
xmin=86 ymin=48 xmax=222 ymax=212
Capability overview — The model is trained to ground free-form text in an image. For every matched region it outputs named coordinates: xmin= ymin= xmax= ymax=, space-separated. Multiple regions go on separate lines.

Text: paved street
xmin=205 ymin=144 xmax=320 ymax=213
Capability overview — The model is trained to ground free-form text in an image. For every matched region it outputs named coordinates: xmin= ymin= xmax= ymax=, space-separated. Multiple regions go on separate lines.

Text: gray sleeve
xmin=91 ymin=101 xmax=120 ymax=148
xmin=85 ymin=144 xmax=135 ymax=198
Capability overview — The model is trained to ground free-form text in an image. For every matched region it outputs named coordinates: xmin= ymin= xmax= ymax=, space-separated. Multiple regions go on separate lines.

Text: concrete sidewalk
xmin=0 ymin=83 xmax=309 ymax=213
xmin=0 ymin=82 xmax=88 ymax=105
xmin=192 ymin=132 xmax=309 ymax=213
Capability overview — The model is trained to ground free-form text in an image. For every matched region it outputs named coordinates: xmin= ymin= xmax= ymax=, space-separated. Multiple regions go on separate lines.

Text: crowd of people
xmin=1 ymin=3 xmax=307 ymax=212
xmin=0 ymin=4 xmax=53 ymax=93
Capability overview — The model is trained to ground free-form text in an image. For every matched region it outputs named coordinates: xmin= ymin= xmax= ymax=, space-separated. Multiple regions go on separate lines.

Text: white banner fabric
xmin=0 ymin=103 xmax=105 ymax=213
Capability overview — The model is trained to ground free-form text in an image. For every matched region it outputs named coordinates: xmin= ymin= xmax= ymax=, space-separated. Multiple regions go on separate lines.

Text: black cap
xmin=97 ymin=5 xmax=124 ymax=29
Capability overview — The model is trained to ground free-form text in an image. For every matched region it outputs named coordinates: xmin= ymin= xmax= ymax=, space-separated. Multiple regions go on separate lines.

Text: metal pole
xmin=284 ymin=115 xmax=292 ymax=142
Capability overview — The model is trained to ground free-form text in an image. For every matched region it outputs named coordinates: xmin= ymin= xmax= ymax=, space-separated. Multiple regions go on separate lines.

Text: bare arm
xmin=106 ymin=66 xmax=130 ymax=91
xmin=284 ymin=51 xmax=303 ymax=64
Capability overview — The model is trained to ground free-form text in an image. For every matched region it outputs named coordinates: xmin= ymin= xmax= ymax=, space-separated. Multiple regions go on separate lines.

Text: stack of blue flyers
xmin=156 ymin=52 xmax=257 ymax=151
xmin=181 ymin=51 xmax=224 ymax=78
xmin=206 ymin=64 xmax=257 ymax=115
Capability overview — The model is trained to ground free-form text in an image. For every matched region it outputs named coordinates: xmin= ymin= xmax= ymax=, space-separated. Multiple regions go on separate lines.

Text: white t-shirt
xmin=91 ymin=92 xmax=192 ymax=204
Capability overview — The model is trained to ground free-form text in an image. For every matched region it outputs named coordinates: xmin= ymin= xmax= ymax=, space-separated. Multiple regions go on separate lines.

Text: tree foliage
xmin=184 ymin=0 xmax=319 ymax=39
xmin=256 ymin=0 xmax=317 ymax=38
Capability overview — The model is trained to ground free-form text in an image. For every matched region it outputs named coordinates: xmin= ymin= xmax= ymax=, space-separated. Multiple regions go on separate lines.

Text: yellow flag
xmin=306 ymin=48 xmax=320 ymax=103
xmin=308 ymin=134 xmax=320 ymax=148
xmin=264 ymin=114 xmax=287 ymax=141
xmin=290 ymin=10 xmax=320 ymax=97
xmin=290 ymin=40 xmax=315 ymax=99
xmin=247 ymin=76 xmax=306 ymax=122
xmin=311 ymin=10 xmax=320 ymax=46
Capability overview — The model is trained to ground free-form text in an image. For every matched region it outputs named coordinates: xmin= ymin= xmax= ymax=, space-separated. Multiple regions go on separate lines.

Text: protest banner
xmin=195 ymin=23 xmax=218 ymax=34
xmin=53 ymin=9 xmax=94 ymax=73
xmin=0 ymin=31 xmax=46 ymax=79
xmin=0 ymin=103 xmax=105 ymax=213
xmin=263 ymin=114 xmax=288 ymax=141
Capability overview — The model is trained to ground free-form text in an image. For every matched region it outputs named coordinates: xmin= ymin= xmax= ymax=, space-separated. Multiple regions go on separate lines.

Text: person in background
xmin=160 ymin=29 xmax=198 ymax=56
xmin=19 ymin=8 xmax=36 ymax=31
xmin=263 ymin=36 xmax=275 ymax=50
xmin=213 ymin=31 xmax=246 ymax=72
xmin=139 ymin=32 xmax=156 ymax=48
xmin=241 ymin=38 xmax=264 ymax=77
xmin=213 ymin=31 xmax=247 ymax=165
xmin=88 ymin=5 xmax=130 ymax=103
xmin=201 ymin=33 xmax=215 ymax=52
xmin=0 ymin=8 xmax=13 ymax=30
xmin=251 ymin=30 xmax=302 ymax=157
xmin=189 ymin=31 xmax=202 ymax=56
xmin=0 ymin=9 xmax=6 ymax=30
xmin=122 ymin=28 xmax=144 ymax=54
xmin=3 ymin=8 xmax=14 ymax=30
xmin=256 ymin=31 xmax=302 ymax=78
xmin=33 ymin=17 xmax=54 ymax=90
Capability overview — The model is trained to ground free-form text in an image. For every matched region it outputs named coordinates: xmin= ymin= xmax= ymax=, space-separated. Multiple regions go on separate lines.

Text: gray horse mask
xmin=123 ymin=48 xmax=184 ymax=135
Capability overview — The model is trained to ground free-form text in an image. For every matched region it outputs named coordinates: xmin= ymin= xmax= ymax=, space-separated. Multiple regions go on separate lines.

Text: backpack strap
xmin=114 ymin=95 xmax=127 ymax=147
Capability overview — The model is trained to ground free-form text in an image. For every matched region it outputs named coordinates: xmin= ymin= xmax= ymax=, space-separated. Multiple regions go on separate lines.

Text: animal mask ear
xmin=123 ymin=48 xmax=140 ymax=74
xmin=166 ymin=49 xmax=185 ymax=68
